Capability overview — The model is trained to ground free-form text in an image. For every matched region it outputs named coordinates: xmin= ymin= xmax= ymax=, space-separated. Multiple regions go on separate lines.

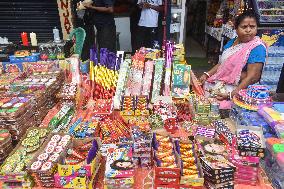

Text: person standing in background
xmin=135 ymin=0 xmax=163 ymax=50
xmin=79 ymin=0 xmax=116 ymax=61
xmin=84 ymin=0 xmax=116 ymax=52
xmin=129 ymin=0 xmax=141 ymax=53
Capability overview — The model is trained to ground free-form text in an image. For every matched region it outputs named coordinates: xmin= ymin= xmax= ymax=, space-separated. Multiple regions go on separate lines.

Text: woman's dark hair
xmin=234 ymin=10 xmax=259 ymax=28
xmin=110 ymin=159 xmax=133 ymax=170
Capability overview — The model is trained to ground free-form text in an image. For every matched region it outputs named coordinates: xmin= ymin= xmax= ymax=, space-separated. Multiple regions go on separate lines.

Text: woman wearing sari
xmin=199 ymin=11 xmax=267 ymax=111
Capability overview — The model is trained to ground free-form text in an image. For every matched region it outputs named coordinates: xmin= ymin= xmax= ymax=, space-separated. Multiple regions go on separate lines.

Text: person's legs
xmin=144 ymin=27 xmax=157 ymax=48
xmin=95 ymin=23 xmax=116 ymax=53
xmin=81 ymin=24 xmax=95 ymax=61
xmin=135 ymin=26 xmax=147 ymax=50
xmin=130 ymin=8 xmax=141 ymax=53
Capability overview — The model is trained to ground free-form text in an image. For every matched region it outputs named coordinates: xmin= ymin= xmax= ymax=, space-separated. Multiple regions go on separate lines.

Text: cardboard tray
xmin=153 ymin=129 xmax=181 ymax=183
xmin=57 ymin=137 xmax=102 ymax=177
xmin=27 ymin=133 xmax=72 ymax=187
xmin=176 ymin=140 xmax=204 ymax=186
xmin=0 ymin=127 xmax=49 ymax=183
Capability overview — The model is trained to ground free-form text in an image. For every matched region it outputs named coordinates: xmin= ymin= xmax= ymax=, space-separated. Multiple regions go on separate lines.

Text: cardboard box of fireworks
xmin=152 ymin=130 xmax=181 ymax=187
xmin=155 ymin=185 xmax=204 ymax=189
xmin=24 ymin=61 xmax=56 ymax=74
xmin=55 ymin=137 xmax=102 ymax=188
xmin=104 ymin=144 xmax=135 ymax=188
xmin=120 ymin=96 xmax=150 ymax=116
xmin=27 ymin=133 xmax=72 ymax=188
xmin=171 ymin=64 xmax=191 ymax=98
xmin=0 ymin=127 xmax=49 ymax=187
xmin=236 ymin=125 xmax=266 ymax=157
xmin=154 ymin=185 xmax=180 ymax=189
xmin=2 ymin=61 xmax=25 ymax=73
xmin=175 ymin=140 xmax=204 ymax=187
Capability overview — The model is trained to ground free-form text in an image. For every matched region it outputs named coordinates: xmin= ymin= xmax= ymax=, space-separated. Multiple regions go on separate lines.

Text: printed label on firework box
xmin=235 ymin=173 xmax=258 ymax=181
xmin=200 ymin=156 xmax=236 ymax=175
xmin=54 ymin=173 xmax=88 ymax=188
xmin=41 ymin=183 xmax=56 ymax=188
xmin=202 ymin=170 xmax=234 ymax=180
xmin=105 ymin=146 xmax=134 ymax=178
xmin=0 ymin=174 xmax=26 ymax=182
xmin=135 ymin=109 xmax=150 ymax=116
xmin=121 ymin=110 xmax=135 ymax=116
xmin=238 ymin=146 xmax=265 ymax=157
xmin=237 ymin=126 xmax=266 ymax=157
xmin=179 ymin=185 xmax=204 ymax=189
xmin=155 ymin=176 xmax=180 ymax=185
xmin=235 ymin=179 xmax=258 ymax=186
xmin=37 ymin=175 xmax=54 ymax=180
xmin=231 ymin=155 xmax=259 ymax=167
xmin=171 ymin=64 xmax=191 ymax=98
xmin=204 ymin=175 xmax=234 ymax=184
xmin=40 ymin=178 xmax=55 ymax=183
xmin=154 ymin=184 xmax=180 ymax=189
xmin=104 ymin=177 xmax=134 ymax=185
xmin=180 ymin=176 xmax=204 ymax=187
xmin=154 ymin=166 xmax=181 ymax=178
xmin=58 ymin=164 xmax=92 ymax=177
xmin=204 ymin=181 xmax=234 ymax=189
xmin=58 ymin=138 xmax=101 ymax=177
xmin=2 ymin=62 xmax=25 ymax=73
xmin=235 ymin=165 xmax=258 ymax=173
xmin=104 ymin=184 xmax=133 ymax=189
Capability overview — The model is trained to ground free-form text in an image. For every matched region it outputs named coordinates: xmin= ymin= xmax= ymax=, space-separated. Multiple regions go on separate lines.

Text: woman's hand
xmin=84 ymin=3 xmax=94 ymax=9
xmin=216 ymin=93 xmax=229 ymax=101
xmin=138 ymin=2 xmax=144 ymax=8
xmin=199 ymin=74 xmax=208 ymax=85
xmin=231 ymin=90 xmax=238 ymax=98
xmin=142 ymin=2 xmax=151 ymax=9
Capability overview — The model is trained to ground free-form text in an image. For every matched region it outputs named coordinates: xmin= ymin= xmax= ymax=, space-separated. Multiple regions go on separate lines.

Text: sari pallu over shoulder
xmin=207 ymin=36 xmax=267 ymax=85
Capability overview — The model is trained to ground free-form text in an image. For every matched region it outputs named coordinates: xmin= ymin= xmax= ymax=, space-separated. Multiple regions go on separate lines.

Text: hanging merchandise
xmin=164 ymin=41 xmax=173 ymax=96
xmin=68 ymin=55 xmax=81 ymax=84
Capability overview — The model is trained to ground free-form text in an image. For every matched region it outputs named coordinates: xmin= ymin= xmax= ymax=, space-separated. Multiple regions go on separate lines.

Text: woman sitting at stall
xmin=199 ymin=10 xmax=267 ymax=110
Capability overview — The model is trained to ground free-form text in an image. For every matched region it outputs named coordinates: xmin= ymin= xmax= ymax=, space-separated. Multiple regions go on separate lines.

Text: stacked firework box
xmin=104 ymin=146 xmax=134 ymax=189
xmin=201 ymin=155 xmax=236 ymax=189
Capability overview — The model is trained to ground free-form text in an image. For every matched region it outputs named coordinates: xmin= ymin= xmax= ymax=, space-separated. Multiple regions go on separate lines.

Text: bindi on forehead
xmin=240 ymin=18 xmax=257 ymax=26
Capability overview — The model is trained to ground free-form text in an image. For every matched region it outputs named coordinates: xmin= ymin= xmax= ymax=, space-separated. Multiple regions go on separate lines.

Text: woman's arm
xmin=199 ymin=63 xmax=220 ymax=84
xmin=216 ymin=63 xmax=263 ymax=101
xmin=145 ymin=3 xmax=163 ymax=12
xmin=232 ymin=63 xmax=263 ymax=96
xmin=84 ymin=4 xmax=114 ymax=13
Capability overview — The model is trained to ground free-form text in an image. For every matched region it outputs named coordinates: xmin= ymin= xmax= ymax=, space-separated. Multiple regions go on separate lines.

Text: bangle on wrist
xmin=227 ymin=91 xmax=232 ymax=100
xmin=204 ymin=72 xmax=210 ymax=78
